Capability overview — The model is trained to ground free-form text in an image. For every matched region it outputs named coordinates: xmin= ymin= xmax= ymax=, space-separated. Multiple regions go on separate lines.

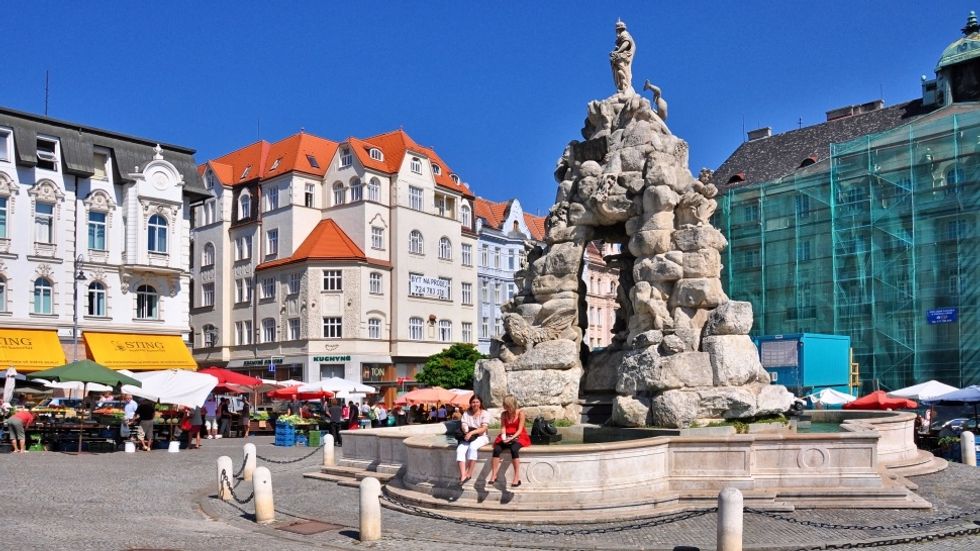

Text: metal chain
xmin=220 ymin=470 xmax=254 ymax=505
xmin=379 ymin=493 xmax=715 ymax=535
xmin=233 ymin=454 xmax=249 ymax=479
xmin=255 ymin=443 xmax=324 ymax=464
xmin=788 ymin=525 xmax=980 ymax=550
xmin=745 ymin=507 xmax=980 ymax=531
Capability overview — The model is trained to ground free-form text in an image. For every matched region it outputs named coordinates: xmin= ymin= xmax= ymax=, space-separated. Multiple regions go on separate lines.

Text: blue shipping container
xmin=753 ymin=333 xmax=851 ymax=396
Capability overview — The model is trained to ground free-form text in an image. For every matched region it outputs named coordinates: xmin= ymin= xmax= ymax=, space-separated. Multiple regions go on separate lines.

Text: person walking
xmin=2 ymin=403 xmax=34 ymax=453
xmin=488 ymin=395 xmax=531 ymax=487
xmin=347 ymin=401 xmax=359 ymax=429
xmin=377 ymin=403 xmax=389 ymax=427
xmin=121 ymin=393 xmax=137 ymax=440
xmin=134 ymin=398 xmax=156 ymax=451
xmin=203 ymin=394 xmax=219 ymax=439
xmin=327 ymin=399 xmax=344 ymax=445
xmin=217 ymin=398 xmax=231 ymax=438
xmin=456 ymin=395 xmax=491 ymax=485
xmin=240 ymin=395 xmax=251 ymax=438
xmin=189 ymin=405 xmax=203 ymax=449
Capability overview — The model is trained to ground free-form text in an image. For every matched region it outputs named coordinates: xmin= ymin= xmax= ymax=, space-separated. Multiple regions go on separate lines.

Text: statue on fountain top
xmin=610 ymin=19 xmax=636 ymax=94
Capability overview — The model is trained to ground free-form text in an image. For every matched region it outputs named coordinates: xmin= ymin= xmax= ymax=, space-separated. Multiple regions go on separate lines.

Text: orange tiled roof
xmin=257 ymin=219 xmax=364 ymax=270
xmin=359 ymin=129 xmax=474 ymax=197
xmin=200 ymin=132 xmax=338 ymax=187
xmin=474 ymin=197 xmax=510 ymax=230
xmin=523 ymin=213 xmax=546 ymax=241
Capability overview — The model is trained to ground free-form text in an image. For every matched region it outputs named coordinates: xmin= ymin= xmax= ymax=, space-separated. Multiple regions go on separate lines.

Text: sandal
xmin=510 ymin=481 xmax=522 ymax=488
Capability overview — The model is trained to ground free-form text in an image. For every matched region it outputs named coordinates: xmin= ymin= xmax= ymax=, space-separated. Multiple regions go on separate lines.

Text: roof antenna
xmin=44 ymin=70 xmax=50 ymax=115
xmin=798 ymin=116 xmax=803 ymax=129
xmin=256 ymin=117 xmax=260 ymax=139
xmin=741 ymin=115 xmax=745 ymax=142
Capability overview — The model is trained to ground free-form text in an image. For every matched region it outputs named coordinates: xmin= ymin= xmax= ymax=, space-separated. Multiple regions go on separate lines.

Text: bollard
xmin=961 ymin=431 xmax=976 ymax=467
xmin=359 ymin=477 xmax=382 ymax=542
xmin=243 ymin=443 xmax=257 ymax=481
xmin=323 ymin=433 xmax=335 ymax=466
xmin=717 ymin=487 xmax=744 ymax=551
xmin=216 ymin=455 xmax=233 ymax=501
xmin=253 ymin=466 xmax=275 ymax=524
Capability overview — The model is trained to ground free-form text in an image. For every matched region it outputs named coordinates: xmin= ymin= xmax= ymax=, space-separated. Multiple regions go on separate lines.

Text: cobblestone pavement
xmin=3 ymin=436 xmax=979 ymax=550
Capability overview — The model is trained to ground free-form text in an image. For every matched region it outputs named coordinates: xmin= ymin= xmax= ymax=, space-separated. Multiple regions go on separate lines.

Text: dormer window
xmin=450 ymin=173 xmax=460 ymax=184
xmin=269 ymin=158 xmax=281 ymax=171
xmin=36 ymin=137 xmax=59 ymax=172
xmin=369 ymin=148 xmax=383 ymax=161
xmin=306 ymin=154 xmax=320 ymax=168
xmin=340 ymin=148 xmax=353 ymax=168
xmin=240 ymin=165 xmax=251 ymax=180
xmin=432 ymin=164 xmax=442 ymax=175
xmin=410 ymin=157 xmax=422 ymax=174
xmin=205 ymin=171 xmax=216 ymax=190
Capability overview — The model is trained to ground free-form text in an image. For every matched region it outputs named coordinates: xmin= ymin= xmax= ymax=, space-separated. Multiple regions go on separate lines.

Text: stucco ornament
xmin=474 ymin=21 xmax=794 ymax=425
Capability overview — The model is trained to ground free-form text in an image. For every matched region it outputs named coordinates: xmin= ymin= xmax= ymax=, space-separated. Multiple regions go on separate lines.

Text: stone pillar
xmin=216 ymin=456 xmax=233 ymax=501
xmin=243 ymin=443 xmax=257 ymax=481
xmin=253 ymin=466 xmax=275 ymax=524
xmin=324 ymin=434 xmax=336 ymax=466
xmin=961 ymin=431 xmax=976 ymax=467
xmin=359 ymin=477 xmax=383 ymax=542
xmin=717 ymin=486 xmax=743 ymax=551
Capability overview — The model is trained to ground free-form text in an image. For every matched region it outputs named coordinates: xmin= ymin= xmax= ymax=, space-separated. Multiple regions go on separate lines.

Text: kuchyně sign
xmin=313 ymin=355 xmax=351 ymax=362
xmin=84 ymin=332 xmax=196 ymax=370
xmin=0 ymin=329 xmax=66 ymax=371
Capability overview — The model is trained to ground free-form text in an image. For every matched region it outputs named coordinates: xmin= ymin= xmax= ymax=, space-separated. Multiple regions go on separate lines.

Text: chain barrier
xmin=379 ymin=493 xmax=715 ymax=535
xmin=233 ymin=454 xmax=249 ymax=479
xmin=254 ymin=443 xmax=325 ymax=465
xmin=788 ymin=525 xmax=980 ymax=550
xmin=745 ymin=507 xmax=980 ymax=531
xmin=220 ymin=470 xmax=254 ymax=505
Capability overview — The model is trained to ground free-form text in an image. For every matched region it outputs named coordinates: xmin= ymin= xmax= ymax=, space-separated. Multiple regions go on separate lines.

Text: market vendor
xmin=2 ymin=403 xmax=35 ymax=454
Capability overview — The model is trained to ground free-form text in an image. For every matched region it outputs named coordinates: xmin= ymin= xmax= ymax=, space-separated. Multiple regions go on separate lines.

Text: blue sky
xmin=4 ymin=1 xmax=975 ymax=214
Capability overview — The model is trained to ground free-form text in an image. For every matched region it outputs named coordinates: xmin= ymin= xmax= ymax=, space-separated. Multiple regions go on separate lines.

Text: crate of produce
xmin=307 ymin=430 xmax=321 ymax=447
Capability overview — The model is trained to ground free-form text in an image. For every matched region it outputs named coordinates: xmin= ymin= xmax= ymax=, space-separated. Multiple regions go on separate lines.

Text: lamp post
xmin=72 ymin=255 xmax=87 ymax=362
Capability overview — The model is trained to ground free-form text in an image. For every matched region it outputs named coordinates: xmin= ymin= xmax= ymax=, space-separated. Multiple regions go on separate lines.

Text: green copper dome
xmin=937 ymin=11 xmax=980 ymax=71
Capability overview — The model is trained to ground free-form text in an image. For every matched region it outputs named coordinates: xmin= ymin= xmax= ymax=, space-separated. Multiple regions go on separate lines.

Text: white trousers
xmin=456 ymin=435 xmax=489 ymax=461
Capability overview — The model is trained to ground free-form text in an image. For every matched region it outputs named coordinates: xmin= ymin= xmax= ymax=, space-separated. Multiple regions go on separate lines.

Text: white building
xmin=190 ymin=129 xmax=478 ymax=403
xmin=0 ymin=106 xmax=203 ymax=372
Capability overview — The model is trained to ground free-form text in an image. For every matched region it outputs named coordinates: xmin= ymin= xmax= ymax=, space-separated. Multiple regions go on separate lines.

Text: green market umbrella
xmin=27 ymin=360 xmax=141 ymax=453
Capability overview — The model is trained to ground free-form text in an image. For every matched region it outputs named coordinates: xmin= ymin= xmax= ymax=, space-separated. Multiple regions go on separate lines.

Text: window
xmin=203 ymin=324 xmax=217 ymax=347
xmin=462 ymin=322 xmax=473 ymax=343
xmin=410 ymin=157 xmax=422 ymax=174
xmin=368 ymin=318 xmax=382 ymax=339
xmin=239 ymin=193 xmax=251 ymax=218
xmin=0 ymin=277 xmax=5 ymax=311
xmin=438 ymin=320 xmax=452 ymax=342
xmin=438 ymin=237 xmax=452 ymax=260
xmin=86 ymin=282 xmax=106 ymax=316
xmin=481 ymin=279 xmax=488 ymax=303
xmin=367 ymin=178 xmax=381 ymax=202
xmin=507 ymin=283 xmax=515 ymax=301
xmin=0 ymin=129 xmax=9 ymax=162
xmin=269 ymin=158 xmax=281 ymax=171
xmin=462 ymin=282 xmax=473 ymax=305
xmin=240 ymin=165 xmax=251 ymax=180
xmin=432 ymin=163 xmax=442 ymax=175
xmin=434 ymin=194 xmax=455 ymax=218
xmin=235 ymin=278 xmax=251 ymax=303
xmin=262 ymin=318 xmax=276 ymax=343
xmin=946 ymin=218 xmax=970 ymax=241
xmin=87 ymin=211 xmax=107 ymax=250
xmin=494 ymin=282 xmax=501 ymax=304
xmin=369 ymin=148 xmax=383 ymax=161
xmin=202 ymin=243 xmax=215 ymax=266
xmin=304 ymin=183 xmax=316 ymax=207
xmin=481 ymin=317 xmax=489 ymax=338
xmin=204 ymin=200 xmax=216 ymax=225
xmin=136 ymin=284 xmax=159 ymax=319
xmin=480 ymin=245 xmax=489 ymax=267
xmin=92 ymin=150 xmax=109 ymax=180
xmin=409 ymin=230 xmax=424 ymax=254
xmin=350 ymin=178 xmax=363 ymax=202
xmin=263 ymin=186 xmax=279 ymax=211
xmin=340 ymin=148 xmax=352 ymax=167
xmin=266 ymin=229 xmax=279 ymax=256
xmin=323 ymin=270 xmax=342 ymax=291
xmin=306 ymin=154 xmax=319 ymax=169
xmin=439 ymin=277 xmax=452 ymax=301
xmin=493 ymin=247 xmax=501 ymax=268
xmin=494 ymin=317 xmax=503 ymax=337
xmin=797 ymin=240 xmax=812 ymax=262
xmin=0 ymin=197 xmax=6 ymax=238
xmin=201 ymin=282 xmax=214 ymax=307
xmin=235 ymin=320 xmax=253 ymax=345
xmin=461 ymin=204 xmax=472 ymax=227
xmin=205 ymin=172 xmax=216 ymax=190
xmin=36 ymin=138 xmax=58 ymax=171
xmin=409 ymin=186 xmax=423 ymax=210
xmin=371 ymin=226 xmax=384 ymax=250
xmin=508 ymin=250 xmax=515 ymax=270
xmin=288 ymin=273 xmax=301 ymax=295
xmin=450 ymin=174 xmax=460 ymax=184
xmin=461 ymin=243 xmax=472 ymax=266
xmin=408 ymin=317 xmax=423 ymax=340
xmin=795 ymin=195 xmax=811 ymax=219
xmin=369 ymin=272 xmax=382 ymax=295
xmin=261 ymin=277 xmax=276 ymax=300
xmin=147 ymin=214 xmax=168 ymax=253
xmin=333 ymin=182 xmax=345 ymax=205
xmin=234 ymin=235 xmax=253 ymax=261
xmin=35 ymin=203 xmax=54 ymax=243
xmin=288 ymin=318 xmax=300 ymax=340
xmin=741 ymin=203 xmax=759 ymax=223
xmin=323 ymin=317 xmax=342 ymax=338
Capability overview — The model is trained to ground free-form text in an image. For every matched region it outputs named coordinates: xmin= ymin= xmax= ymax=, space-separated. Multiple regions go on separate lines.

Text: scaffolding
xmin=718 ymin=109 xmax=980 ymax=392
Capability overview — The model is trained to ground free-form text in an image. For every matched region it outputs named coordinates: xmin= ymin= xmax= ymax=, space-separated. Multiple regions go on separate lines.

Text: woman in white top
xmin=456 ymin=394 xmax=491 ymax=484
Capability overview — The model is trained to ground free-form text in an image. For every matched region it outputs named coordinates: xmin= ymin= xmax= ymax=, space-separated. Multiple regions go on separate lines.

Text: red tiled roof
xmin=257 ymin=219 xmax=365 ymax=270
xmin=474 ymin=197 xmax=509 ymax=230
xmin=361 ymin=129 xmax=474 ymax=197
xmin=523 ymin=213 xmax=546 ymax=241
xmin=264 ymin=132 xmax=339 ymax=179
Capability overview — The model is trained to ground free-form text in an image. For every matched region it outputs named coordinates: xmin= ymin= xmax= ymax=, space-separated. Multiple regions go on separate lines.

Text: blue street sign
xmin=927 ymin=308 xmax=958 ymax=324
xmin=268 ymin=359 xmax=276 ymax=373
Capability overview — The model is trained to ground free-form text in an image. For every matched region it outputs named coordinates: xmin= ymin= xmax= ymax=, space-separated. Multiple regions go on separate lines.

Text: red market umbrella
xmin=395 ymin=386 xmax=470 ymax=407
xmin=199 ymin=367 xmax=262 ymax=388
xmin=266 ymin=385 xmax=332 ymax=401
xmin=843 ymin=390 xmax=917 ymax=411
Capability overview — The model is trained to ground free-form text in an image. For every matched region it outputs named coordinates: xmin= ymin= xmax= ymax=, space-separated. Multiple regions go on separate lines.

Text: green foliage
xmin=416 ymin=343 xmax=485 ymax=390
xmin=938 ymin=435 xmax=961 ymax=448
xmin=705 ymin=414 xmax=788 ymax=433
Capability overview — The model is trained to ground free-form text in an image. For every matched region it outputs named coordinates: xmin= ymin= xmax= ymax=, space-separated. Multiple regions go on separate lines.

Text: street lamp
xmin=72 ymin=255 xmax=86 ymax=362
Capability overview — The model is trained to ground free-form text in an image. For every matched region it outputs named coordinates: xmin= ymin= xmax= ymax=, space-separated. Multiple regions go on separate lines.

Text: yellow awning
xmin=0 ymin=329 xmax=66 ymax=372
xmin=84 ymin=332 xmax=196 ymax=371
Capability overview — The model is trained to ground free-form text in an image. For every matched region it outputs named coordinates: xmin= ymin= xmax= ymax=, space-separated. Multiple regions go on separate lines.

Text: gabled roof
xmin=201 ymin=132 xmax=338 ymax=187
xmin=257 ymin=219 xmax=365 ymax=270
xmin=203 ymin=140 xmax=271 ymax=187
xmin=475 ymin=196 xmax=546 ymax=241
xmin=359 ymin=129 xmax=474 ymax=197
xmin=523 ymin=213 xmax=546 ymax=241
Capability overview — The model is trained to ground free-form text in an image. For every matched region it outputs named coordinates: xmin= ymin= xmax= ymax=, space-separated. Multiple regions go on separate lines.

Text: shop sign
xmin=243 ymin=357 xmax=284 ymax=367
xmin=927 ymin=308 xmax=958 ymax=324
xmin=313 ymin=355 xmax=351 ymax=362
xmin=409 ymin=275 xmax=450 ymax=300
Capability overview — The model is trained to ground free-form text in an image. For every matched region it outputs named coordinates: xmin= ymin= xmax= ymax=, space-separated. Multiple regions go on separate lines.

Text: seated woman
xmin=488 ymin=395 xmax=530 ymax=487
xmin=456 ymin=395 xmax=491 ymax=484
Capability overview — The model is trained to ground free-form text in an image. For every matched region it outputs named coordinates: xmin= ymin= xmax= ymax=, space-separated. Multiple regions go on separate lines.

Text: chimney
xmin=747 ymin=127 xmax=772 ymax=141
xmin=826 ymin=100 xmax=884 ymax=121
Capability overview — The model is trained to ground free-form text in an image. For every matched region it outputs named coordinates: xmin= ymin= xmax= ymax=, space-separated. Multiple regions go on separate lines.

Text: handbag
xmin=453 ymin=422 xmax=468 ymax=443
xmin=180 ymin=417 xmax=192 ymax=431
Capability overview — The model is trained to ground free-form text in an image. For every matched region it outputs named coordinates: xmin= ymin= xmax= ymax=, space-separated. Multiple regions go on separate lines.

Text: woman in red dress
xmin=488 ymin=395 xmax=530 ymax=487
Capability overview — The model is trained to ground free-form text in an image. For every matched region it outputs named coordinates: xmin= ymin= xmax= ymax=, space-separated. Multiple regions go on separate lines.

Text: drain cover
xmin=277 ymin=520 xmax=344 ymax=535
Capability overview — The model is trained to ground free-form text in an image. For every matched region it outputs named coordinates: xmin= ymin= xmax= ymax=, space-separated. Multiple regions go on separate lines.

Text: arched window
xmin=461 ymin=204 xmax=472 ymax=228
xmin=369 ymin=148 xmax=383 ymax=161
xmin=147 ymin=214 xmax=168 ymax=253
xmin=350 ymin=177 xmax=363 ymax=202
xmin=87 ymin=282 xmax=106 ymax=317
xmin=368 ymin=318 xmax=382 ymax=339
xmin=239 ymin=192 xmax=251 ymax=219
xmin=367 ymin=178 xmax=381 ymax=202
xmin=202 ymin=324 xmax=217 ymax=347
xmin=431 ymin=163 xmax=442 ymax=175
xmin=332 ymin=182 xmax=345 ymax=205
xmin=369 ymin=272 xmax=382 ymax=295
xmin=409 ymin=230 xmax=424 ymax=255
xmin=450 ymin=174 xmax=460 ymax=184
xmin=202 ymin=243 xmax=215 ymax=266
xmin=408 ymin=317 xmax=423 ymax=340
xmin=438 ymin=237 xmax=452 ymax=260
xmin=0 ymin=276 xmax=6 ymax=312
xmin=33 ymin=277 xmax=53 ymax=314
xmin=136 ymin=284 xmax=159 ymax=319
xmin=410 ymin=157 xmax=422 ymax=174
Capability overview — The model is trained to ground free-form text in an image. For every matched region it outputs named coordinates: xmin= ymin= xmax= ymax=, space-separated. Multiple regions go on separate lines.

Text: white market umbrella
xmin=299 ymin=377 xmax=376 ymax=395
xmin=120 ymin=370 xmax=219 ymax=408
xmin=888 ymin=380 xmax=959 ymax=402
xmin=3 ymin=367 xmax=17 ymax=404
xmin=44 ymin=380 xmax=113 ymax=395
xmin=806 ymin=388 xmax=856 ymax=406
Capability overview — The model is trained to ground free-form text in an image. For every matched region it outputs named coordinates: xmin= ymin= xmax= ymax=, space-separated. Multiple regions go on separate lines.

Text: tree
xmin=416 ymin=343 xmax=485 ymax=390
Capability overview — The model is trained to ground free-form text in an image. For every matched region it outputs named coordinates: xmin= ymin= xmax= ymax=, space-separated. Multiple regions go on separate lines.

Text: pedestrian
xmin=437 ymin=403 xmax=447 ymax=422
xmin=396 ymin=405 xmax=407 ymax=426
xmin=240 ymin=395 xmax=251 ymax=438
xmin=121 ymin=393 xmax=137 ymax=439
xmin=378 ymin=403 xmax=389 ymax=427
xmin=428 ymin=404 xmax=438 ymax=423
xmin=348 ymin=401 xmax=359 ymax=429
xmin=328 ymin=398 xmax=344 ymax=445
xmin=218 ymin=398 xmax=231 ymax=438
xmin=289 ymin=398 xmax=301 ymax=417
xmin=189 ymin=405 xmax=203 ymax=449
xmin=134 ymin=398 xmax=156 ymax=451
xmin=451 ymin=406 xmax=462 ymax=421
xmin=408 ymin=404 xmax=417 ymax=425
xmin=2 ymin=403 xmax=34 ymax=453
xmin=203 ymin=394 xmax=219 ymax=439
xmin=488 ymin=395 xmax=531 ymax=487
xmin=96 ymin=391 xmax=115 ymax=407
xmin=456 ymin=395 xmax=491 ymax=485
